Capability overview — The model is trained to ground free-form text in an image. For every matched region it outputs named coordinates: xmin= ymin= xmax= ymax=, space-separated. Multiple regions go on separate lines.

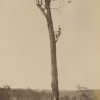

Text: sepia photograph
xmin=0 ymin=0 xmax=100 ymax=100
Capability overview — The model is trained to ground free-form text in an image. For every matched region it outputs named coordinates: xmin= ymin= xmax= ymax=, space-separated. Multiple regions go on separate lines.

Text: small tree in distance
xmin=34 ymin=0 xmax=71 ymax=100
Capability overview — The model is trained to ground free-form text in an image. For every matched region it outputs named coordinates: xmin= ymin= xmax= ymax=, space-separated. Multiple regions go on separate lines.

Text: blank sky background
xmin=0 ymin=0 xmax=100 ymax=90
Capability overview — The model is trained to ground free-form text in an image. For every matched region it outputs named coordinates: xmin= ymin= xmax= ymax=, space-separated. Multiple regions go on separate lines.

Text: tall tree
xmin=34 ymin=0 xmax=70 ymax=100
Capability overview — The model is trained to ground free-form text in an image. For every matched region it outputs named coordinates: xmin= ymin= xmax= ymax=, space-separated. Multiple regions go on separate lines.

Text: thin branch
xmin=51 ymin=0 xmax=65 ymax=10
xmin=36 ymin=4 xmax=47 ymax=18
xmin=33 ymin=0 xmax=47 ymax=18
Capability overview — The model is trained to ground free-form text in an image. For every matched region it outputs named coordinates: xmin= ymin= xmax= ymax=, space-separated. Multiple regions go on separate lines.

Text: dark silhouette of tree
xmin=34 ymin=0 xmax=71 ymax=100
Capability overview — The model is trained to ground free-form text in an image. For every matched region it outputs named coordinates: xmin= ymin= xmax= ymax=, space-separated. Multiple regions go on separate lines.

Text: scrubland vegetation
xmin=0 ymin=85 xmax=98 ymax=100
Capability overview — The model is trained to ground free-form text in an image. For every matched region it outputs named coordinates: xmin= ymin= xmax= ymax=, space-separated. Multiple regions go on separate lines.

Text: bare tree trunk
xmin=46 ymin=5 xmax=59 ymax=100
xmin=36 ymin=1 xmax=59 ymax=100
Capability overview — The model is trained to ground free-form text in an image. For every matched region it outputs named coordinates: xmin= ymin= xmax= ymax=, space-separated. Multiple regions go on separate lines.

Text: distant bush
xmin=72 ymin=86 xmax=96 ymax=100
xmin=0 ymin=85 xmax=11 ymax=100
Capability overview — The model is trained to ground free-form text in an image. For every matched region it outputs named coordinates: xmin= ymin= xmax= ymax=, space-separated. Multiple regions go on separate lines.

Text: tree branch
xmin=36 ymin=4 xmax=47 ymax=18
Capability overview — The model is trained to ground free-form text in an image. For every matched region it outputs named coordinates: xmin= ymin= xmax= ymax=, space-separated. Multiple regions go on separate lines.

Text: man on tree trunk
xmin=35 ymin=0 xmax=63 ymax=100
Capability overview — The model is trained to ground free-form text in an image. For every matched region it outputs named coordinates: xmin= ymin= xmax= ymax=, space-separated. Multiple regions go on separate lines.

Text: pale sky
xmin=0 ymin=0 xmax=100 ymax=90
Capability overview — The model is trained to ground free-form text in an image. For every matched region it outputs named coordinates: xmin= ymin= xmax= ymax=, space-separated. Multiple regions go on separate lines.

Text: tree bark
xmin=36 ymin=1 xmax=59 ymax=100
xmin=46 ymin=5 xmax=59 ymax=100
